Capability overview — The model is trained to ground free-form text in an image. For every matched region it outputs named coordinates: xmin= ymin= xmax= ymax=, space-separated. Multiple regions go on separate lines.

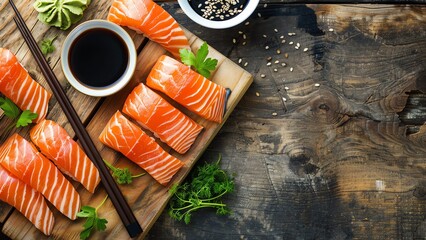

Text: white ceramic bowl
xmin=178 ymin=0 xmax=259 ymax=29
xmin=61 ymin=20 xmax=136 ymax=97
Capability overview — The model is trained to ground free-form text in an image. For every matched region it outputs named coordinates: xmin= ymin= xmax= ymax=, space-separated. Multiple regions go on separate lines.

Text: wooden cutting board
xmin=1 ymin=29 xmax=253 ymax=239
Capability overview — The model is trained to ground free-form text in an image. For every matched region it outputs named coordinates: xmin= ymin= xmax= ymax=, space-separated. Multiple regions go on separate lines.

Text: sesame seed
xmin=329 ymin=28 xmax=334 ymax=32
xmin=265 ymin=46 xmax=269 ymax=50
xmin=238 ymin=58 xmax=242 ymax=64
xmin=266 ymin=62 xmax=271 ymax=66
xmin=274 ymin=28 xmax=278 ymax=33
xmin=296 ymin=43 xmax=300 ymax=47
xmin=243 ymin=34 xmax=246 ymax=39
xmin=238 ymin=31 xmax=243 ymax=34
xmin=290 ymin=67 xmax=294 ymax=72
xmin=233 ymin=38 xmax=236 ymax=44
xmin=258 ymin=13 xmax=261 ymax=17
xmin=282 ymin=97 xmax=287 ymax=102
xmin=242 ymin=41 xmax=246 ymax=45
xmin=273 ymin=68 xmax=278 ymax=72
xmin=284 ymin=53 xmax=289 ymax=58
xmin=272 ymin=112 xmax=277 ymax=116
xmin=280 ymin=36 xmax=284 ymax=39
xmin=303 ymin=48 xmax=309 ymax=52
xmin=267 ymin=56 xmax=272 ymax=61
xmin=260 ymin=74 xmax=266 ymax=78
xmin=198 ymin=3 xmax=202 ymax=8
xmin=245 ymin=21 xmax=250 ymax=25
xmin=274 ymin=60 xmax=279 ymax=64
xmin=295 ymin=46 xmax=299 ymax=50
xmin=281 ymin=39 xmax=286 ymax=44
xmin=263 ymin=34 xmax=267 ymax=38
xmin=256 ymin=92 xmax=260 ymax=96
xmin=289 ymin=41 xmax=293 ymax=45
xmin=281 ymin=62 xmax=286 ymax=67
xmin=264 ymin=3 xmax=267 ymax=7
xmin=276 ymin=49 xmax=281 ymax=54
xmin=244 ymin=62 xmax=248 ymax=67
xmin=315 ymin=83 xmax=320 ymax=87
xmin=284 ymin=86 xmax=289 ymax=90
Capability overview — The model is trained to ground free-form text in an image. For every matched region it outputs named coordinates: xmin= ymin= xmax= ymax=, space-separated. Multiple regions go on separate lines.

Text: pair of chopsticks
xmin=9 ymin=0 xmax=142 ymax=237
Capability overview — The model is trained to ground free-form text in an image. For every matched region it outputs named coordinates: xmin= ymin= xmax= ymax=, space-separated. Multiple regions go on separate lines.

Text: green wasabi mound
xmin=34 ymin=0 xmax=91 ymax=30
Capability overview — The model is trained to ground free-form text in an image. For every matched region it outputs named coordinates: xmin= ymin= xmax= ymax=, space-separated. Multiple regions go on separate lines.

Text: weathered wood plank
xmin=146 ymin=3 xmax=426 ymax=240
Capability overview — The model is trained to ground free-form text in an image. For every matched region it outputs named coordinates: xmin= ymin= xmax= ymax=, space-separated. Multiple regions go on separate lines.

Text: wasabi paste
xmin=34 ymin=0 xmax=91 ymax=30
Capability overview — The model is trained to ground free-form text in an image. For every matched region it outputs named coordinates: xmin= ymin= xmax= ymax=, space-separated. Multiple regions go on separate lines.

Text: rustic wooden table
xmin=1 ymin=1 xmax=425 ymax=239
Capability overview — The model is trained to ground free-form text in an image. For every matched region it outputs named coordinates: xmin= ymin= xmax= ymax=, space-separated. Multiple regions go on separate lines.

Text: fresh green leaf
xmin=0 ymin=97 xmax=20 ymax=119
xmin=168 ymin=154 xmax=234 ymax=224
xmin=103 ymin=159 xmax=145 ymax=185
xmin=77 ymin=195 xmax=108 ymax=240
xmin=180 ymin=42 xmax=218 ymax=78
xmin=40 ymin=37 xmax=56 ymax=56
xmin=16 ymin=110 xmax=38 ymax=128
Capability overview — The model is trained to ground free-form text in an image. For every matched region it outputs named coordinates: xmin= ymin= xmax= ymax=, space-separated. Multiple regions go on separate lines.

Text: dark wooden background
xmin=146 ymin=2 xmax=426 ymax=239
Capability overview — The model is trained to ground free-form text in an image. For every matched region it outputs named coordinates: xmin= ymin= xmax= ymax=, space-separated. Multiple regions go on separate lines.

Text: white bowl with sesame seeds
xmin=178 ymin=0 xmax=259 ymax=29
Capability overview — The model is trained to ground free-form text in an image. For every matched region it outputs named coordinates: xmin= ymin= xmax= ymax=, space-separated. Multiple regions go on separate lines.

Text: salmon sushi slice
xmin=0 ymin=48 xmax=51 ymax=122
xmin=30 ymin=119 xmax=101 ymax=193
xmin=146 ymin=55 xmax=227 ymax=123
xmin=0 ymin=134 xmax=81 ymax=220
xmin=123 ymin=83 xmax=203 ymax=154
xmin=99 ymin=111 xmax=184 ymax=185
xmin=0 ymin=165 xmax=54 ymax=235
xmin=107 ymin=0 xmax=190 ymax=58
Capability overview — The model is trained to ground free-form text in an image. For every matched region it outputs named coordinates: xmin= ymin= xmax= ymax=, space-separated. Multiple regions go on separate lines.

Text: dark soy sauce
xmin=69 ymin=28 xmax=128 ymax=88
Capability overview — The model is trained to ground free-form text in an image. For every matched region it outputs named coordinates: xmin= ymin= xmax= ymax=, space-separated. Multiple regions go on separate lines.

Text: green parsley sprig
xmin=103 ymin=159 xmax=146 ymax=185
xmin=179 ymin=42 xmax=218 ymax=78
xmin=0 ymin=97 xmax=38 ymax=128
xmin=168 ymin=154 xmax=234 ymax=224
xmin=77 ymin=195 xmax=108 ymax=240
xmin=40 ymin=36 xmax=57 ymax=56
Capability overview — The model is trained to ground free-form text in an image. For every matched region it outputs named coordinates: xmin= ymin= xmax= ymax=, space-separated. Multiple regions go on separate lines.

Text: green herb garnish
xmin=179 ymin=42 xmax=218 ymax=78
xmin=103 ymin=159 xmax=146 ymax=185
xmin=77 ymin=195 xmax=108 ymax=240
xmin=40 ymin=37 xmax=57 ymax=56
xmin=168 ymin=154 xmax=234 ymax=224
xmin=0 ymin=97 xmax=38 ymax=128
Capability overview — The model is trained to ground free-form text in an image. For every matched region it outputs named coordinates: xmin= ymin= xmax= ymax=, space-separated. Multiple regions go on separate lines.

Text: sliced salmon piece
xmin=99 ymin=111 xmax=184 ymax=185
xmin=0 ymin=48 xmax=51 ymax=122
xmin=0 ymin=165 xmax=54 ymax=235
xmin=30 ymin=119 xmax=101 ymax=193
xmin=0 ymin=134 xmax=81 ymax=220
xmin=146 ymin=55 xmax=226 ymax=123
xmin=123 ymin=83 xmax=203 ymax=154
xmin=107 ymin=0 xmax=190 ymax=58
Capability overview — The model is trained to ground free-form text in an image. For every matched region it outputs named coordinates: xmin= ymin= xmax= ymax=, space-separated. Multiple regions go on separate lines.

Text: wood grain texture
xmin=146 ymin=3 xmax=426 ymax=240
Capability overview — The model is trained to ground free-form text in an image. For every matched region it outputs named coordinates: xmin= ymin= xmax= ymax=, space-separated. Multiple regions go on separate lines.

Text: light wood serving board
xmin=1 ymin=29 xmax=253 ymax=239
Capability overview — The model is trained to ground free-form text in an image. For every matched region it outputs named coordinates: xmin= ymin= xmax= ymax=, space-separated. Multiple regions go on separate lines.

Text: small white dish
xmin=178 ymin=0 xmax=259 ymax=29
xmin=61 ymin=20 xmax=136 ymax=97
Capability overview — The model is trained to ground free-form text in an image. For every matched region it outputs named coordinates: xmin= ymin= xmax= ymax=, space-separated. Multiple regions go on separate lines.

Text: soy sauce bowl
xmin=177 ymin=0 xmax=259 ymax=29
xmin=61 ymin=20 xmax=137 ymax=97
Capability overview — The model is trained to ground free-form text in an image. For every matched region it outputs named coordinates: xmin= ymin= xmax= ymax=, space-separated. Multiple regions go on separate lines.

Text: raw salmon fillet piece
xmin=146 ymin=55 xmax=227 ymax=123
xmin=0 ymin=165 xmax=54 ymax=235
xmin=30 ymin=119 xmax=101 ymax=193
xmin=99 ymin=111 xmax=184 ymax=185
xmin=107 ymin=0 xmax=190 ymax=58
xmin=0 ymin=48 xmax=51 ymax=122
xmin=0 ymin=134 xmax=81 ymax=220
xmin=123 ymin=83 xmax=203 ymax=154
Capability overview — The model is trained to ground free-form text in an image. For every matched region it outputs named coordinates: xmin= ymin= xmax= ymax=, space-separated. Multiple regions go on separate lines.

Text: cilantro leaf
xmin=168 ymin=154 xmax=234 ymax=224
xmin=103 ymin=159 xmax=145 ymax=184
xmin=180 ymin=42 xmax=218 ymax=78
xmin=16 ymin=110 xmax=38 ymax=128
xmin=0 ymin=97 xmax=20 ymax=119
xmin=77 ymin=195 xmax=108 ymax=240
xmin=40 ymin=37 xmax=57 ymax=56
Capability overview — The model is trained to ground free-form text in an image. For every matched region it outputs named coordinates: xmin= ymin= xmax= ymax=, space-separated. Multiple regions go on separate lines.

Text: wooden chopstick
xmin=9 ymin=0 xmax=142 ymax=237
